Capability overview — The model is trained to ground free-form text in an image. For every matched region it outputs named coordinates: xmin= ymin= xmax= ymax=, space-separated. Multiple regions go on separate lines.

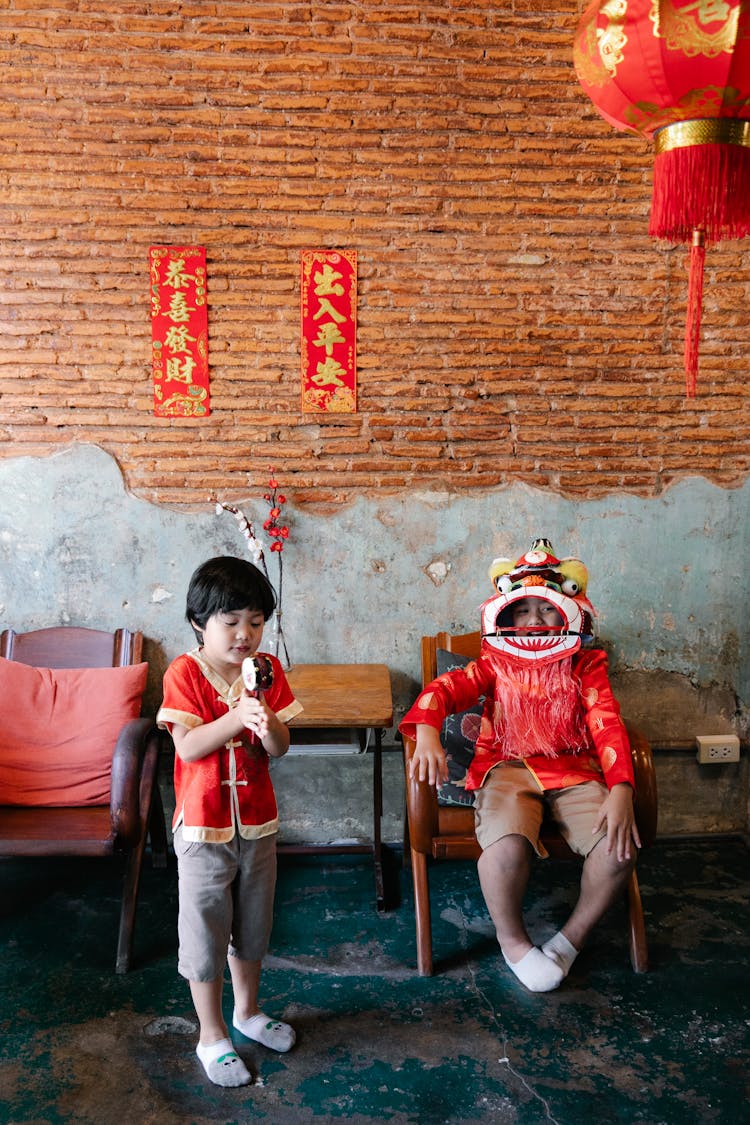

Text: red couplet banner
xmin=300 ymin=249 xmax=357 ymax=413
xmin=150 ymin=245 xmax=209 ymax=418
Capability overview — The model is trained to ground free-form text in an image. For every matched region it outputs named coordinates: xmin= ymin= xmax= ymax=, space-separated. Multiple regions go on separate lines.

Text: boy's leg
xmin=475 ymin=766 xmax=564 ymax=992
xmin=189 ymin=965 xmax=253 ymax=1087
xmin=557 ymin=832 xmax=635 ymax=953
xmin=229 ymin=955 xmax=261 ymax=1019
xmin=477 ymin=833 xmax=534 ymax=962
xmin=477 ymin=837 xmax=563 ymax=991
xmin=174 ymin=831 xmax=251 ymax=1085
xmin=230 ymin=955 xmax=295 ymax=1052
xmin=191 ymin=1002 xmax=252 ymax=1087
xmin=228 ymin=833 xmax=295 ymax=1052
xmin=190 ymin=977 xmax=228 ymax=1043
xmin=543 ymin=781 xmax=636 ymax=974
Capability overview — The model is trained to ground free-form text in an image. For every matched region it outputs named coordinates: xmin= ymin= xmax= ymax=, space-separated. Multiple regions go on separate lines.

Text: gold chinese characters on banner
xmin=300 ymin=249 xmax=357 ymax=413
xmin=150 ymin=245 xmax=209 ymax=417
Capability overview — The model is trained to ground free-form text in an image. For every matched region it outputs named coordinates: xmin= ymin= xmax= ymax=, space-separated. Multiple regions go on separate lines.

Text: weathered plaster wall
xmin=1 ymin=445 xmax=747 ymax=840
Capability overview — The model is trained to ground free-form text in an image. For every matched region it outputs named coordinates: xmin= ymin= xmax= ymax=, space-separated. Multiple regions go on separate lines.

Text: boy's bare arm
xmin=171 ymin=706 xmax=246 ymax=763
xmin=409 ymin=724 xmax=449 ymax=788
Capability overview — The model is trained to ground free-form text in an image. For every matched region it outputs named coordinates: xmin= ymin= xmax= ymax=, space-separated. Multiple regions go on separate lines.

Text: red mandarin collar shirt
xmin=400 ymin=648 xmax=634 ymax=793
xmin=157 ymin=648 xmax=303 ymax=843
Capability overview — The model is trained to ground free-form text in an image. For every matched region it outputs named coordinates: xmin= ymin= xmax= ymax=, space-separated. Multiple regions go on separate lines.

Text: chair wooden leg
xmin=627 ymin=867 xmax=649 ymax=973
xmin=116 ymin=833 xmax=148 ymax=974
xmin=117 ymin=736 xmax=165 ymax=972
xmin=402 ymin=805 xmax=411 ymax=869
xmin=412 ymin=849 xmax=434 ymax=976
xmin=148 ymin=784 xmax=168 ymax=869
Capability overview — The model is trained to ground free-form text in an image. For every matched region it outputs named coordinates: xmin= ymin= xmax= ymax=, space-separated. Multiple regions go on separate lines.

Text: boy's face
xmin=510 ymin=597 xmax=564 ymax=634
xmin=195 ymin=606 xmax=265 ymax=680
xmin=481 ymin=588 xmax=585 ymax=663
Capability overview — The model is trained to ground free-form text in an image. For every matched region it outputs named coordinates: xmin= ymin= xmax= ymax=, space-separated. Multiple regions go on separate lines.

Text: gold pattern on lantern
xmin=650 ymin=0 xmax=742 ymax=58
xmin=621 ymin=83 xmax=746 ymax=133
xmin=574 ymin=0 xmax=629 ymax=87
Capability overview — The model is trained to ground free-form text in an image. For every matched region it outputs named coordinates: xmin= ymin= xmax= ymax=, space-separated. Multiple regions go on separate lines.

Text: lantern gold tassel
xmin=684 ymin=229 xmax=705 ymax=400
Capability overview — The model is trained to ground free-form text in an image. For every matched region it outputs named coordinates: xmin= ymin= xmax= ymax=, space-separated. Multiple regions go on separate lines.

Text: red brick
xmin=0 ymin=0 xmax=746 ymax=505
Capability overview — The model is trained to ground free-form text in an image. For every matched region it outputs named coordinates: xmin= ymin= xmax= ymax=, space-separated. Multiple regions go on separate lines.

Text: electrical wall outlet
xmin=695 ymin=735 xmax=741 ymax=764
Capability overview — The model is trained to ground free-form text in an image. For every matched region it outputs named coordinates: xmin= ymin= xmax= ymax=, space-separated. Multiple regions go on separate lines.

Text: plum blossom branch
xmin=207 ymin=497 xmax=270 ymax=582
xmin=209 ymin=466 xmax=291 ymax=666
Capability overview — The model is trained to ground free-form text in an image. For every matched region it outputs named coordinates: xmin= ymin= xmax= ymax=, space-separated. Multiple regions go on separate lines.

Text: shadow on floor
xmin=0 ymin=836 xmax=747 ymax=1124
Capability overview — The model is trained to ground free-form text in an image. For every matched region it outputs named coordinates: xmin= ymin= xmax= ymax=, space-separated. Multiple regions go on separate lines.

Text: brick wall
xmin=0 ymin=0 xmax=748 ymax=506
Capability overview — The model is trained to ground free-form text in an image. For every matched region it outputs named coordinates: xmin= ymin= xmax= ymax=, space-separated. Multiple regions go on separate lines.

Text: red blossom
xmin=260 ymin=469 xmax=290 ymax=557
xmin=263 ymin=468 xmax=291 ymax=664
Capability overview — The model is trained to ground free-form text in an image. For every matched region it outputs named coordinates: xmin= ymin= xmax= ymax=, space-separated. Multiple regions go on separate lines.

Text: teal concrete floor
xmin=0 ymin=836 xmax=747 ymax=1124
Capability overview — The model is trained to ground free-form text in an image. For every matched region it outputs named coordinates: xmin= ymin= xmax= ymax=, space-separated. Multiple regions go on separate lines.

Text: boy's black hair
xmin=186 ymin=556 xmax=276 ymax=641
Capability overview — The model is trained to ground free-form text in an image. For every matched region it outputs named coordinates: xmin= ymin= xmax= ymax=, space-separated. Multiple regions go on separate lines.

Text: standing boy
xmin=158 ymin=556 xmax=302 ymax=1086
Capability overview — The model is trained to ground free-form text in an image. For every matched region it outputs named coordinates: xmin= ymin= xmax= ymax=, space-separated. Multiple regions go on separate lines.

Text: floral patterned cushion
xmin=435 ymin=649 xmax=483 ymax=808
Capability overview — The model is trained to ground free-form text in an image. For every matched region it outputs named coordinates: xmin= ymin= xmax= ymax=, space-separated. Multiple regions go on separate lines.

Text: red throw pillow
xmin=0 ymin=657 xmax=148 ymax=807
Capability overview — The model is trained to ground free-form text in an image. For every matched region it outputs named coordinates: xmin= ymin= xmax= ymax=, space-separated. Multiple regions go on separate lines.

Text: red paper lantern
xmin=574 ymin=0 xmax=750 ymax=396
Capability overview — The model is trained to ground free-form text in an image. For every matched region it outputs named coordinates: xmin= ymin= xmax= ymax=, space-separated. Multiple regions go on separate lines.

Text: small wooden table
xmin=282 ymin=663 xmax=394 ymax=911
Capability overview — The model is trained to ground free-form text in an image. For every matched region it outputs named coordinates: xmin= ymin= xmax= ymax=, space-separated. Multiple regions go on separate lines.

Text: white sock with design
xmin=196 ymin=1037 xmax=252 ymax=1087
xmin=502 ymin=946 xmax=564 ymax=992
xmin=541 ymin=931 xmax=579 ymax=977
xmin=233 ymin=1010 xmax=296 ymax=1053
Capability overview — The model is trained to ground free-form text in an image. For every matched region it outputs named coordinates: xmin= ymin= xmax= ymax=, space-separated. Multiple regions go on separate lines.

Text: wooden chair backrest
xmin=0 ymin=626 xmax=142 ymax=670
xmin=421 ymin=630 xmax=480 ymax=686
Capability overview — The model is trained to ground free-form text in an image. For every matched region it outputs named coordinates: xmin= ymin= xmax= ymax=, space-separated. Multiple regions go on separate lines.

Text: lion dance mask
xmin=479 ymin=538 xmax=598 ymax=757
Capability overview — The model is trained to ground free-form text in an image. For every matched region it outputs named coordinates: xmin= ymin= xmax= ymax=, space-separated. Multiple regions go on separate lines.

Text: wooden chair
xmin=0 ymin=625 xmax=168 ymax=972
xmin=402 ymin=630 xmax=658 ymax=976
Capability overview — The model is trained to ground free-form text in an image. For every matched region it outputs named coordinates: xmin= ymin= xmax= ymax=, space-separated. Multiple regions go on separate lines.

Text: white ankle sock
xmin=502 ymin=946 xmax=564 ymax=992
xmin=233 ymin=1010 xmax=296 ymax=1053
xmin=541 ymin=931 xmax=579 ymax=977
xmin=196 ymin=1037 xmax=252 ymax=1087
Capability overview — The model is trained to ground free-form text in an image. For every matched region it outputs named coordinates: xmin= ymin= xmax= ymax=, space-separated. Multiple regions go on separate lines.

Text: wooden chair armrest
xmin=402 ymin=736 xmax=440 ymax=854
xmin=109 ymin=717 xmax=161 ymax=848
xmin=624 ymin=720 xmax=658 ymax=848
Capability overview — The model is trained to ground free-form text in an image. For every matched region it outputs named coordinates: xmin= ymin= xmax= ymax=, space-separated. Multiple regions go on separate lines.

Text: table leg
xmin=373 ymin=726 xmax=385 ymax=911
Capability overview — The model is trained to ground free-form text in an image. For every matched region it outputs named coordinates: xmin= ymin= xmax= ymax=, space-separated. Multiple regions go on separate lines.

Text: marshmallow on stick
xmin=242 ymin=655 xmax=274 ymax=696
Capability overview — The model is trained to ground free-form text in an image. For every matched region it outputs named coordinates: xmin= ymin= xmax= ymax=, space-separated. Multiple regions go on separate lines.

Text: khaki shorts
xmin=174 ymin=828 xmax=277 ymax=982
xmin=473 ymin=762 xmax=608 ymax=859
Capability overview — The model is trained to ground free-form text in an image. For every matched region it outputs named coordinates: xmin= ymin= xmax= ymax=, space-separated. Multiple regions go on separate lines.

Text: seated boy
xmin=399 ymin=538 xmax=640 ymax=992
